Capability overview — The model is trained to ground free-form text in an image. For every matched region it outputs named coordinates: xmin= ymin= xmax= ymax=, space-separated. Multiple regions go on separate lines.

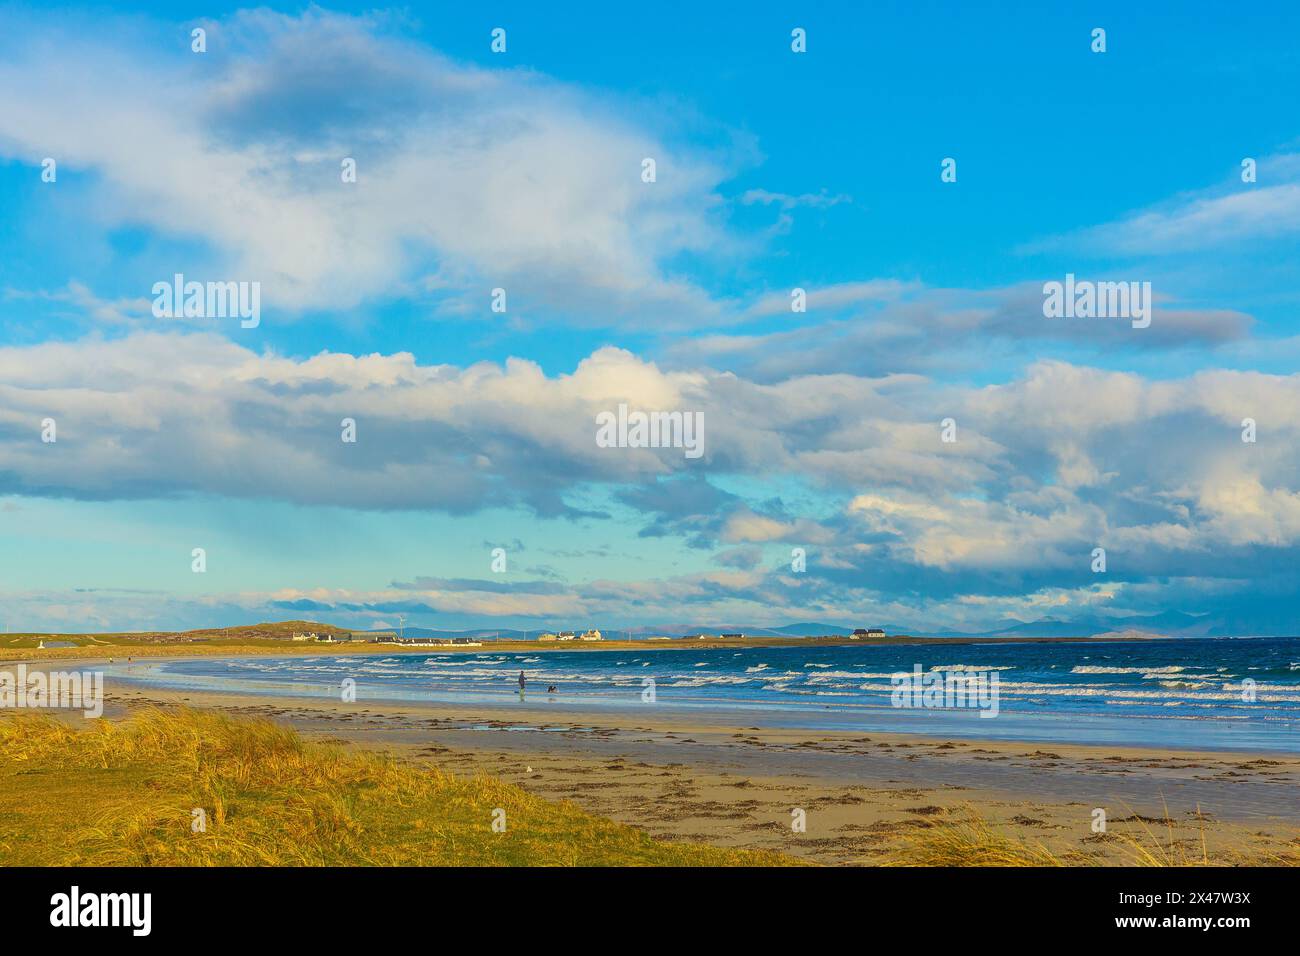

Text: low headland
xmin=0 ymin=618 xmax=1162 ymax=663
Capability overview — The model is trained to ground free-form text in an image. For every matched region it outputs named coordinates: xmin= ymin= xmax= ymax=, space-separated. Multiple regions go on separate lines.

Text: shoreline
xmin=42 ymin=674 xmax=1300 ymax=865
xmin=10 ymin=651 xmax=1300 ymax=757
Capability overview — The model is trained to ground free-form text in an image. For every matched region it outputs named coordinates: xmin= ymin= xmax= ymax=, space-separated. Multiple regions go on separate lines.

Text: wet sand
xmin=55 ymin=674 xmax=1298 ymax=866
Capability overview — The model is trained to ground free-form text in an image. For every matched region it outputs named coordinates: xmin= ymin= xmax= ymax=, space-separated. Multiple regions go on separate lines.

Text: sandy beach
xmin=23 ymin=659 xmax=1286 ymax=866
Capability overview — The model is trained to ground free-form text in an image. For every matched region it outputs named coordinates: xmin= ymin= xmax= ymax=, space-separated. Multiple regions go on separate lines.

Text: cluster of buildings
xmin=287 ymin=626 xmax=889 ymax=646
xmin=537 ymin=629 xmax=603 ymax=642
xmin=384 ymin=636 xmax=484 ymax=647
xmin=290 ymin=631 xmax=353 ymax=643
xmin=290 ymin=631 xmax=484 ymax=647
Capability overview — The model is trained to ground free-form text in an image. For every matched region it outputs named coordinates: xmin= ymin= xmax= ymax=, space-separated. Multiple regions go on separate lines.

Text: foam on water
xmin=102 ymin=636 xmax=1300 ymax=752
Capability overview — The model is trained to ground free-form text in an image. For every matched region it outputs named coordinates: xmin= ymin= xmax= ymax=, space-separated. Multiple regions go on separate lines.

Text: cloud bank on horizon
xmin=1 ymin=3 xmax=1298 ymax=636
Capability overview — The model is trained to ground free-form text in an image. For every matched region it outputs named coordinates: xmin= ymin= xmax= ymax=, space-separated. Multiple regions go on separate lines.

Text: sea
xmin=106 ymin=636 xmax=1300 ymax=754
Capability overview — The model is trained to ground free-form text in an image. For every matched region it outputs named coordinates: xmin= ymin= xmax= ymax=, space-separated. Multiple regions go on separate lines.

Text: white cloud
xmin=1028 ymin=154 xmax=1300 ymax=257
xmin=3 ymin=332 xmax=1299 ymax=579
xmin=0 ymin=8 xmax=735 ymax=323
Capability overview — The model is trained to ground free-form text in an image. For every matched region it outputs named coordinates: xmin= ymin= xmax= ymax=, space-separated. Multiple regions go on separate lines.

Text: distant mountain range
xmin=754 ymin=611 xmax=1220 ymax=639
xmin=370 ymin=623 xmax=863 ymax=641
xmin=363 ymin=609 xmax=1292 ymax=640
xmin=21 ymin=609 xmax=1291 ymax=643
xmin=37 ymin=611 xmax=1281 ymax=642
xmin=112 ymin=613 xmax=1279 ymax=644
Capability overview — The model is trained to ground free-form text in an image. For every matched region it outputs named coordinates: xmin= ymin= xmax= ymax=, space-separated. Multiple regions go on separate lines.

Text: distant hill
xmin=362 ymin=622 xmax=893 ymax=640
xmin=602 ymin=610 xmax=1287 ymax=640
xmin=183 ymin=620 xmax=353 ymax=641
xmin=907 ymin=610 xmax=1222 ymax=639
xmin=366 ymin=623 xmax=869 ymax=640
xmin=762 ymin=621 xmax=872 ymax=637
xmin=10 ymin=613 xmax=1289 ymax=642
xmin=24 ymin=610 xmax=1285 ymax=644
xmin=377 ymin=626 xmax=534 ymax=641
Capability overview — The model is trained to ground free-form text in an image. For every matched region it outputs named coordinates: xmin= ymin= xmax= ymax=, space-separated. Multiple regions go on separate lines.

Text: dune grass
xmin=4 ymin=709 xmax=1294 ymax=867
xmin=895 ymin=802 xmax=1297 ymax=867
xmin=891 ymin=810 xmax=1065 ymax=867
xmin=0 ymin=707 xmax=799 ymax=866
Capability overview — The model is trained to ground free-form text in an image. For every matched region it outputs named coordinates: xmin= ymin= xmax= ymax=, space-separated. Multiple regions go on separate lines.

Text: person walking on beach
xmin=518 ymin=670 xmax=526 ymax=692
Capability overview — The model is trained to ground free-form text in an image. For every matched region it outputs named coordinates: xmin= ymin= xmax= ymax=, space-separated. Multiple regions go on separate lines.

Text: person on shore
xmin=518 ymin=670 xmax=526 ymax=692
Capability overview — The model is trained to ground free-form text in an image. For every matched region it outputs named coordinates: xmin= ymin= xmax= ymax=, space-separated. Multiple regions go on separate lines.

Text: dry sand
xmin=49 ymin=675 xmax=1295 ymax=866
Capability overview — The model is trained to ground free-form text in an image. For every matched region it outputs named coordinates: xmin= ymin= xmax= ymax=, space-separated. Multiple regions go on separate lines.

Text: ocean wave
xmin=664 ymin=676 xmax=759 ymax=688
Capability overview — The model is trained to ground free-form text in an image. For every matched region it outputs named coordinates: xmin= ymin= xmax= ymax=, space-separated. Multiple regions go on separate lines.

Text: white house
xmin=852 ymin=628 xmax=887 ymax=639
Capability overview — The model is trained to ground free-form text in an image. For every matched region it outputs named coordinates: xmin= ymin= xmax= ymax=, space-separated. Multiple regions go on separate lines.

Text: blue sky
xmin=1 ymin=2 xmax=1299 ymax=635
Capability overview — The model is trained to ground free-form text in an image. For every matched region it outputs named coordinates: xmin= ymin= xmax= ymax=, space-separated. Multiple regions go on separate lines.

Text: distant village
xmin=287 ymin=626 xmax=889 ymax=646
xmin=290 ymin=631 xmax=484 ymax=648
xmin=537 ymin=630 xmax=603 ymax=642
xmin=24 ymin=626 xmax=892 ymax=651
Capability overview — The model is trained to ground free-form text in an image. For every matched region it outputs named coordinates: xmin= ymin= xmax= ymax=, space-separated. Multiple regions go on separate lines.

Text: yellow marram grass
xmin=895 ymin=801 xmax=1296 ymax=867
xmin=0 ymin=707 xmax=798 ymax=866
xmin=3 ymin=709 xmax=1294 ymax=867
xmin=890 ymin=810 xmax=1065 ymax=867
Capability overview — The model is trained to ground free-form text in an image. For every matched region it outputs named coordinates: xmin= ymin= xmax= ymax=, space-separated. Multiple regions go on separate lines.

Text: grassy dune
xmin=2 ymin=708 xmax=1292 ymax=867
xmin=0 ymin=640 xmax=390 ymax=661
xmin=0 ymin=708 xmax=798 ymax=866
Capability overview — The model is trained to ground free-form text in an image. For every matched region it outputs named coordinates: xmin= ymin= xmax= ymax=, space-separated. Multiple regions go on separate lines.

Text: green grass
xmin=0 ymin=619 xmax=355 ymax=654
xmin=0 ymin=638 xmax=382 ymax=660
xmin=0 ymin=708 xmax=800 ymax=866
